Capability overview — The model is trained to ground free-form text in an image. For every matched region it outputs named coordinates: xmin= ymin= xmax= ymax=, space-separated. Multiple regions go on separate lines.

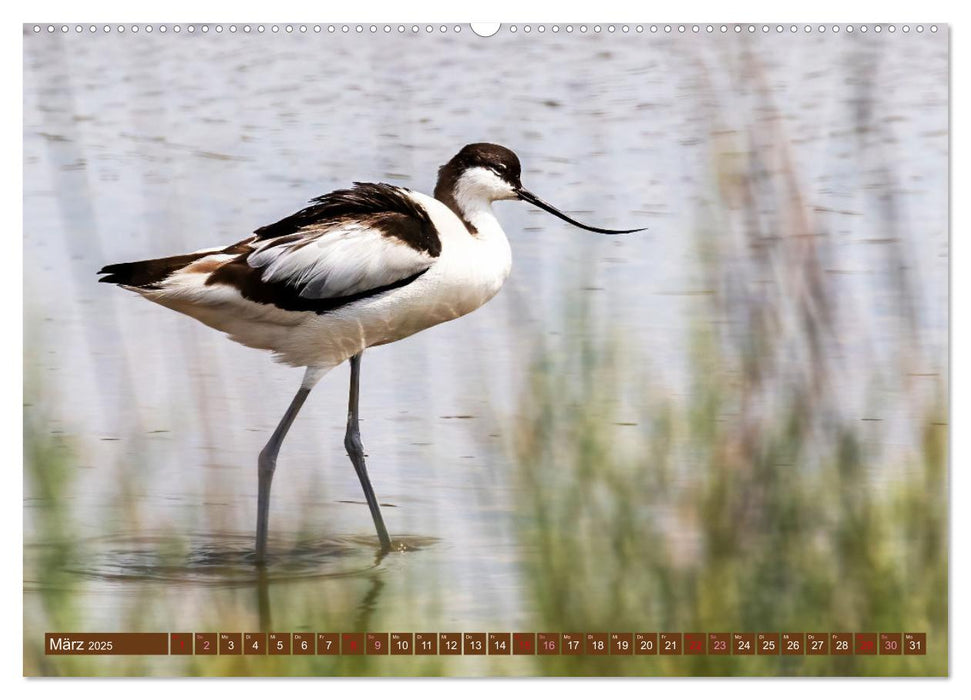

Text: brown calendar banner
xmin=44 ymin=632 xmax=929 ymax=656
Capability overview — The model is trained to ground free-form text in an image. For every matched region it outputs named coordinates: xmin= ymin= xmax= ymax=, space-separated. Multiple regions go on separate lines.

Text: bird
xmin=98 ymin=143 xmax=643 ymax=565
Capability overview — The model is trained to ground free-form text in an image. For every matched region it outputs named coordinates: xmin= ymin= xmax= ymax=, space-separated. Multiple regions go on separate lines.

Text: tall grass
xmin=511 ymin=47 xmax=947 ymax=677
xmin=23 ymin=379 xmax=513 ymax=676
xmin=513 ymin=315 xmax=945 ymax=676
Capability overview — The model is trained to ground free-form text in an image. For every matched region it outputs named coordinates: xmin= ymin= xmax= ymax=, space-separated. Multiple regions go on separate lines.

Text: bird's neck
xmin=434 ymin=176 xmax=494 ymax=237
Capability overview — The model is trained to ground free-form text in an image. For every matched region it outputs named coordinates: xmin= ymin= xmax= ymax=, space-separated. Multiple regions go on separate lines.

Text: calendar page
xmin=23 ymin=21 xmax=948 ymax=677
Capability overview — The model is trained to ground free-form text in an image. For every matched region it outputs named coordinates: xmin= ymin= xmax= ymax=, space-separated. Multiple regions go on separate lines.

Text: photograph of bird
xmin=98 ymin=143 xmax=642 ymax=564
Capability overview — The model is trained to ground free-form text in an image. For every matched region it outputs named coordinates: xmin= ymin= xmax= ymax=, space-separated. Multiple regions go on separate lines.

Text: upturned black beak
xmin=516 ymin=187 xmax=645 ymax=234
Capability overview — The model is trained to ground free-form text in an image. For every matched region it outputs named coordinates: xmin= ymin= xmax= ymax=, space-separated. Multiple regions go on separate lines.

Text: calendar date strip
xmin=46 ymin=632 xmax=926 ymax=656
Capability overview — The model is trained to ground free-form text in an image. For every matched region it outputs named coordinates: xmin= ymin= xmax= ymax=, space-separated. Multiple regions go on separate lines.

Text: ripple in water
xmin=41 ymin=533 xmax=437 ymax=587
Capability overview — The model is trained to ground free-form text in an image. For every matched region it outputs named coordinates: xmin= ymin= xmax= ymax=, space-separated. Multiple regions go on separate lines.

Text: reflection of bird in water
xmin=254 ymin=545 xmax=390 ymax=632
xmin=99 ymin=143 xmax=642 ymax=564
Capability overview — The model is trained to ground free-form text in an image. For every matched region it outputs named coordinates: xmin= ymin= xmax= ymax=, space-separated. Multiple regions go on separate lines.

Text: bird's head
xmin=434 ymin=142 xmax=644 ymax=234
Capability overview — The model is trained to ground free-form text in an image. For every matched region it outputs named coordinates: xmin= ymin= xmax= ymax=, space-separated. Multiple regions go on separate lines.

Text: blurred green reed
xmin=23 ymin=395 xmax=464 ymax=676
xmin=511 ymin=60 xmax=948 ymax=676
xmin=512 ymin=311 xmax=945 ymax=676
xmin=23 ymin=376 xmax=507 ymax=676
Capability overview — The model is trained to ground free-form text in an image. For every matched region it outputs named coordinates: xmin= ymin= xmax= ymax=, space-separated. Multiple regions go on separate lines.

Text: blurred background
xmin=23 ymin=25 xmax=947 ymax=675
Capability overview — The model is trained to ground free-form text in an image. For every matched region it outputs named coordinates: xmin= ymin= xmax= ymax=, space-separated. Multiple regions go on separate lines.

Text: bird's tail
xmin=98 ymin=252 xmax=207 ymax=289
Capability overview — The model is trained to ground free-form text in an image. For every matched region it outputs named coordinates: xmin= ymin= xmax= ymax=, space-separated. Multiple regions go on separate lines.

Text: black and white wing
xmin=203 ymin=183 xmax=441 ymax=314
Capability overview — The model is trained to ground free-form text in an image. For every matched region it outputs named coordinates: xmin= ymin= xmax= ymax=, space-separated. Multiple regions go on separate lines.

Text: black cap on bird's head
xmin=435 ymin=142 xmax=644 ymax=234
xmin=439 ymin=143 xmax=523 ymax=187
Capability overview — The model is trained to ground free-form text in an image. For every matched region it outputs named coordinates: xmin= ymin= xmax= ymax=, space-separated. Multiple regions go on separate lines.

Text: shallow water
xmin=23 ymin=26 xmax=947 ymax=674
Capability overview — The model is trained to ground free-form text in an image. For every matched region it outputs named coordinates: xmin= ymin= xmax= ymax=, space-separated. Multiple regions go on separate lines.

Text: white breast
xmin=413 ymin=191 xmax=513 ymax=308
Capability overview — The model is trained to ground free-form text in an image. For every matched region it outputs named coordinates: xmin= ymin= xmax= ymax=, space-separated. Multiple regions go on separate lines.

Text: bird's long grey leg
xmin=345 ymin=352 xmax=392 ymax=551
xmin=255 ymin=382 xmax=312 ymax=565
